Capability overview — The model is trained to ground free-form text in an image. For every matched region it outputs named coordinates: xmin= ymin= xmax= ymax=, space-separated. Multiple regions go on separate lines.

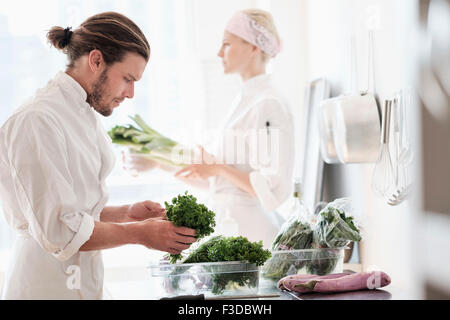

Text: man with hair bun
xmin=0 ymin=12 xmax=196 ymax=299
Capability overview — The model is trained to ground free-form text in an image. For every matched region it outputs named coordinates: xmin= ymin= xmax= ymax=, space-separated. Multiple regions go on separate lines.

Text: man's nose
xmin=125 ymin=83 xmax=134 ymax=99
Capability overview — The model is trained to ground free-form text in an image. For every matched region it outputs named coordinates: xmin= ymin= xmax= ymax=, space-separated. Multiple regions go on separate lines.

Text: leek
xmin=108 ymin=114 xmax=193 ymax=168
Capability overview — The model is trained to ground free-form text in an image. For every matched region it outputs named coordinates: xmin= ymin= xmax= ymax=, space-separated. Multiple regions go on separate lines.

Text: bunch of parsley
xmin=165 ymin=191 xmax=216 ymax=263
xmin=178 ymin=236 xmax=271 ymax=294
xmin=183 ymin=235 xmax=271 ymax=266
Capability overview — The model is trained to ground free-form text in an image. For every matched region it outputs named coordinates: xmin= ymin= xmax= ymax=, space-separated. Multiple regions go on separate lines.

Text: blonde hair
xmin=242 ymin=9 xmax=280 ymax=63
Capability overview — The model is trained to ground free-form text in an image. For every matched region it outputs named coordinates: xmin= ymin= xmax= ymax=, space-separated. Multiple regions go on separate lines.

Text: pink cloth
xmin=225 ymin=11 xmax=281 ymax=58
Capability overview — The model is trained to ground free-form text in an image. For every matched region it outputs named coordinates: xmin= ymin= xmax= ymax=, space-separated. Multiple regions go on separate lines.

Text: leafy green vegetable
xmin=312 ymin=206 xmax=361 ymax=249
xmin=209 ymin=269 xmax=259 ymax=295
xmin=271 ymin=219 xmax=313 ymax=251
xmin=182 ymin=236 xmax=271 ymax=266
xmin=165 ymin=191 xmax=216 ymax=263
xmin=305 ymin=252 xmax=339 ymax=275
xmin=262 ymin=199 xmax=362 ymax=279
xmin=171 ymin=236 xmax=271 ymax=295
xmin=262 ymin=219 xmax=313 ymax=280
xmin=108 ymin=114 xmax=191 ymax=168
xmin=304 ymin=205 xmax=361 ymax=275
xmin=261 ymin=251 xmax=300 ymax=280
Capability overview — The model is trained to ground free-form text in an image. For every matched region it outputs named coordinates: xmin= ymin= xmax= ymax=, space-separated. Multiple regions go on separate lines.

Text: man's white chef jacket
xmin=0 ymin=71 xmax=115 ymax=299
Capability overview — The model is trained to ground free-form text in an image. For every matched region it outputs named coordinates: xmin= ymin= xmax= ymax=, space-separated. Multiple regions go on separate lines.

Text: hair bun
xmin=46 ymin=26 xmax=72 ymax=50
xmin=59 ymin=27 xmax=73 ymax=48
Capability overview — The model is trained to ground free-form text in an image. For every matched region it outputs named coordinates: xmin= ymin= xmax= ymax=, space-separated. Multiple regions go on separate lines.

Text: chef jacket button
xmin=55 ymin=249 xmax=62 ymax=255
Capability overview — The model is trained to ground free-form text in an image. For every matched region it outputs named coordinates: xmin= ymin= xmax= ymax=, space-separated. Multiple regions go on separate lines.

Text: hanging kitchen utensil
xmin=391 ymin=96 xmax=400 ymax=184
xmin=317 ymin=31 xmax=381 ymax=164
xmin=387 ymin=88 xmax=414 ymax=205
xmin=317 ymin=35 xmax=358 ymax=164
xmin=387 ymin=96 xmax=403 ymax=205
xmin=318 ymin=96 xmax=341 ymax=163
xmin=372 ymin=100 xmax=396 ymax=198
xmin=332 ymin=30 xmax=381 ymax=163
xmin=332 ymin=92 xmax=381 ymax=163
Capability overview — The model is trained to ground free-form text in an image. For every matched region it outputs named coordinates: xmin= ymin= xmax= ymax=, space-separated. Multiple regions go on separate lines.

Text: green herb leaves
xmin=262 ymin=199 xmax=362 ymax=279
xmin=312 ymin=207 xmax=362 ymax=249
xmin=180 ymin=235 xmax=271 ymax=295
xmin=182 ymin=235 xmax=271 ymax=266
xmin=271 ymin=219 xmax=313 ymax=251
xmin=165 ymin=191 xmax=216 ymax=263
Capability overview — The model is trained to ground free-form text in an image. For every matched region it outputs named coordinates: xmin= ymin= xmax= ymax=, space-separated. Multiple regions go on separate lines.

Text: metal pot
xmin=332 ymin=92 xmax=381 ymax=163
xmin=318 ymin=96 xmax=341 ymax=163
xmin=318 ymin=31 xmax=381 ymax=164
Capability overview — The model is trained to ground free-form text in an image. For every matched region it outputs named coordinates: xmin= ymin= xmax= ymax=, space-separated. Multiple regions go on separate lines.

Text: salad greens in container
xmin=148 ymin=191 xmax=271 ymax=297
xmin=261 ymin=198 xmax=362 ymax=283
xmin=150 ymin=236 xmax=271 ymax=297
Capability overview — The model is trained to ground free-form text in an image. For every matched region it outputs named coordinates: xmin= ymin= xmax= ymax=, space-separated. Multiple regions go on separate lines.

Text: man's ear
xmin=88 ymin=49 xmax=104 ymax=73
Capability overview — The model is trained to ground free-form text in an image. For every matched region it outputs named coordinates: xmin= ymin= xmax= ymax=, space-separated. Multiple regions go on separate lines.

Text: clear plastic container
xmin=259 ymin=248 xmax=346 ymax=292
xmin=148 ymin=260 xmax=260 ymax=298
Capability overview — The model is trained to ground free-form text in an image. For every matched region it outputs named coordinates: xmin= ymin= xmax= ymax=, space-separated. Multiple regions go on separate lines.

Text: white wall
xmin=269 ymin=0 xmax=309 ymax=178
xmin=303 ymin=0 xmax=422 ymax=298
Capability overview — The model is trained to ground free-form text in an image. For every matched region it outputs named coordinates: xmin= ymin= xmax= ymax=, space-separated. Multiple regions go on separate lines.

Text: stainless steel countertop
xmin=104 ymin=263 xmax=415 ymax=300
xmin=105 ymin=278 xmax=410 ymax=300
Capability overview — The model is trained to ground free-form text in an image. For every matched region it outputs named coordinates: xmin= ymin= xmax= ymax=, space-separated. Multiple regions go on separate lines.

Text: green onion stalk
xmin=108 ymin=114 xmax=195 ymax=169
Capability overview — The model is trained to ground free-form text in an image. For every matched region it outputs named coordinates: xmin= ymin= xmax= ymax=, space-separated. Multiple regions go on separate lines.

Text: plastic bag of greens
xmin=271 ymin=217 xmax=313 ymax=251
xmin=262 ymin=218 xmax=313 ymax=280
xmin=312 ymin=198 xmax=361 ymax=249
xmin=306 ymin=198 xmax=362 ymax=275
xmin=262 ymin=181 xmax=314 ymax=280
xmin=270 ymin=180 xmax=314 ymax=251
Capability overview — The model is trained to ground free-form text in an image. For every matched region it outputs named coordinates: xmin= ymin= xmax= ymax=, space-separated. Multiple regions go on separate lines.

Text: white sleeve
xmin=247 ymin=99 xmax=296 ymax=212
xmin=5 ymin=111 xmax=94 ymax=261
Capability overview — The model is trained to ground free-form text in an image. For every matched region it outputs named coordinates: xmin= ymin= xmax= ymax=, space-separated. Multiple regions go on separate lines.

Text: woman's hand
xmin=174 ymin=163 xmax=222 ymax=180
xmin=122 ymin=151 xmax=180 ymax=175
xmin=122 ymin=151 xmax=159 ymax=176
xmin=127 ymin=200 xmax=166 ymax=222
xmin=174 ymin=145 xmax=222 ymax=180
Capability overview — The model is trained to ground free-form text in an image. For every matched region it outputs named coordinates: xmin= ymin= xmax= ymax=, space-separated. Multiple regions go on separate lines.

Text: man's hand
xmin=127 ymin=200 xmax=166 ymax=222
xmin=137 ymin=219 xmax=197 ymax=255
xmin=80 ymin=218 xmax=196 ymax=253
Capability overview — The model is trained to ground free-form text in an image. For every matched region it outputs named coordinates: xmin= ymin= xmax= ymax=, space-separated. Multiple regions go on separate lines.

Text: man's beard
xmin=86 ymin=68 xmax=113 ymax=117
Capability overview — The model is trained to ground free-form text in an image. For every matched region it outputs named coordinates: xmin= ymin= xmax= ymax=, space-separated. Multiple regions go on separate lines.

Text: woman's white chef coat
xmin=208 ymin=74 xmax=295 ymax=248
xmin=0 ymin=72 xmax=115 ymax=299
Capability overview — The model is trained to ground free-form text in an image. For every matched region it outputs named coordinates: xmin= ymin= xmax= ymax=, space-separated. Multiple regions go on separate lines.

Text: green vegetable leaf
xmin=165 ymin=191 xmax=216 ymax=263
xmin=175 ymin=235 xmax=272 ymax=295
xmin=107 ymin=114 xmax=193 ymax=168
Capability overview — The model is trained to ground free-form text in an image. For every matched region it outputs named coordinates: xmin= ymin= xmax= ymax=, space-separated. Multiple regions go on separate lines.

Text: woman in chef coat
xmin=129 ymin=9 xmax=295 ymax=248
